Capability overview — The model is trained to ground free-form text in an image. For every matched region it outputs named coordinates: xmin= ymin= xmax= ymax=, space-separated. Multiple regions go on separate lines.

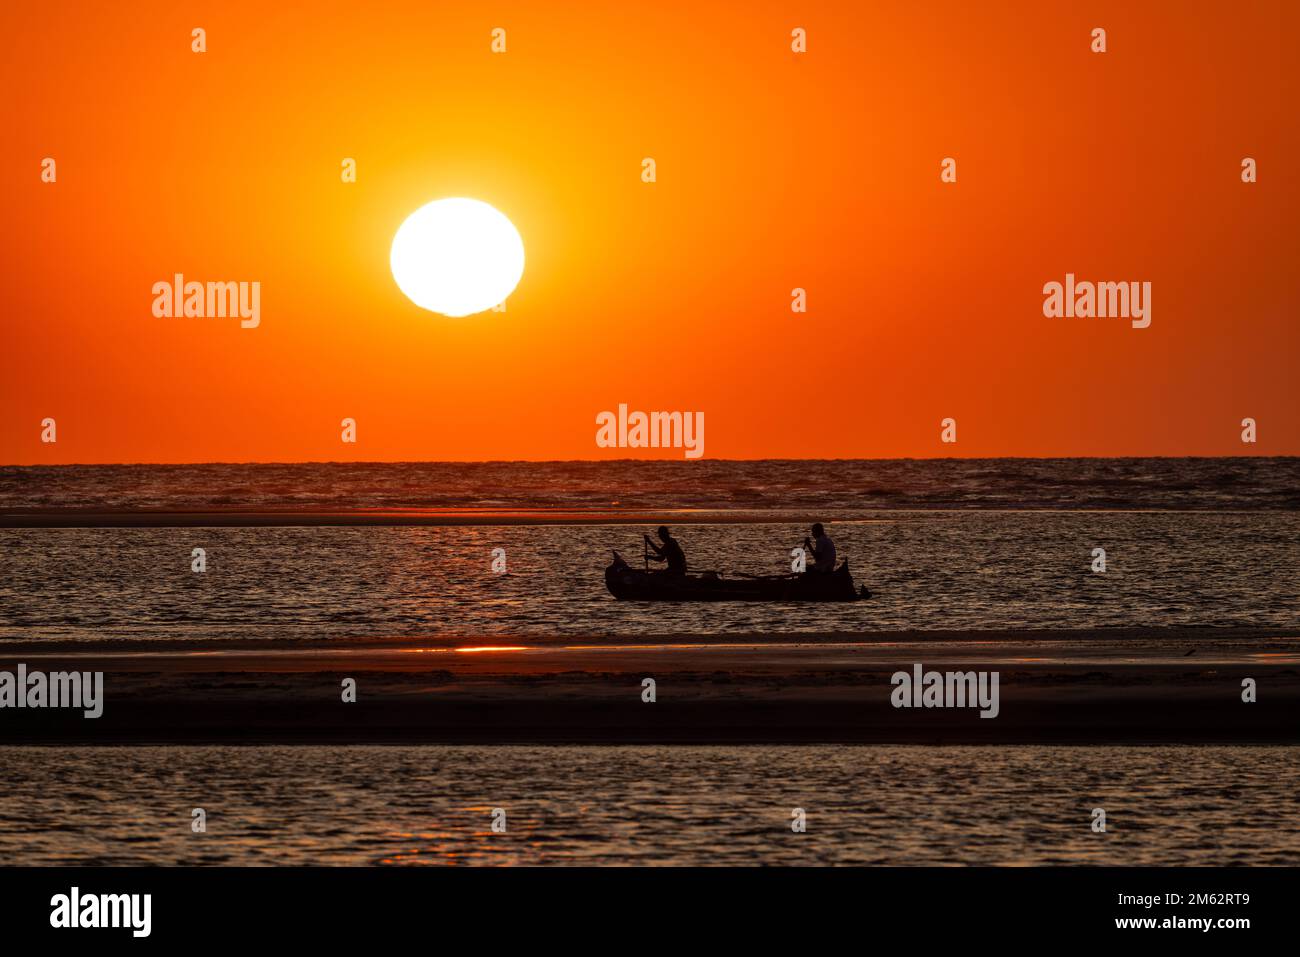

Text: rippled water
xmin=2 ymin=512 xmax=1296 ymax=640
xmin=1 ymin=744 xmax=1294 ymax=866
xmin=3 ymin=458 xmax=1298 ymax=511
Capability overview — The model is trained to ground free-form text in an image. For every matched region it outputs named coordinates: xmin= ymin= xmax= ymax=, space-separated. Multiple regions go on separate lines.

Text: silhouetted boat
xmin=605 ymin=551 xmax=868 ymax=602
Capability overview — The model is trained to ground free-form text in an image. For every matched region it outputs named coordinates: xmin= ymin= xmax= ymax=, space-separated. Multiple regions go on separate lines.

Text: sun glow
xmin=390 ymin=198 xmax=524 ymax=317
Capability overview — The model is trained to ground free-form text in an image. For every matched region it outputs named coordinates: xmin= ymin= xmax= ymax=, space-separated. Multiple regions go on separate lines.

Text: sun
xmin=390 ymin=198 xmax=524 ymax=317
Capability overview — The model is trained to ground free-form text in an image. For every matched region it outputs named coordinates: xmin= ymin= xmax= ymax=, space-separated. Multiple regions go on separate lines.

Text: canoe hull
xmin=604 ymin=560 xmax=864 ymax=602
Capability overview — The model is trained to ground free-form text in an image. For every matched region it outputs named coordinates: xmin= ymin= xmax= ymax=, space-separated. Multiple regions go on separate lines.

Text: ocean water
xmin=3 ymin=458 xmax=1299 ymax=512
xmin=3 ymin=461 xmax=1297 ymax=869
xmin=2 ymin=511 xmax=1297 ymax=640
xmin=1 ymin=744 xmax=1295 ymax=866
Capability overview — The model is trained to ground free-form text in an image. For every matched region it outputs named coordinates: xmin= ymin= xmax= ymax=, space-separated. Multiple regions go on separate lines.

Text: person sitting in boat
xmin=644 ymin=526 xmax=687 ymax=577
xmin=803 ymin=523 xmax=836 ymax=574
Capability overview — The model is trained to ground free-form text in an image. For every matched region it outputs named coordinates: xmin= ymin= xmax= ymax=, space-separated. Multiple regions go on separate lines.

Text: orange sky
xmin=2 ymin=0 xmax=1296 ymax=464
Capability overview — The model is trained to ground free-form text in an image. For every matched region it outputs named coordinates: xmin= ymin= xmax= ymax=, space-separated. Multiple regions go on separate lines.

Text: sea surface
xmin=1 ymin=513 xmax=1298 ymax=640
xmin=2 ymin=461 xmax=1297 ymax=869
xmin=2 ymin=460 xmax=1297 ymax=641
xmin=3 ymin=458 xmax=1298 ymax=511
xmin=0 ymin=744 xmax=1295 ymax=866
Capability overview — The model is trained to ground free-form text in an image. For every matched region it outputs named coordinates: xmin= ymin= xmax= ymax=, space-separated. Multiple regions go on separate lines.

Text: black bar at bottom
xmin=0 ymin=866 xmax=1281 ymax=944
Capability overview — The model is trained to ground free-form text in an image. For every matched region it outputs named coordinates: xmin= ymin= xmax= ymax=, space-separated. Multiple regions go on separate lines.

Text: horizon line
xmin=2 ymin=454 xmax=1296 ymax=469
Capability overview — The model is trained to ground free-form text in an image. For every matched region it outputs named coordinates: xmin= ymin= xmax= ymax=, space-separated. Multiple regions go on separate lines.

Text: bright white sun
xmin=390 ymin=198 xmax=524 ymax=317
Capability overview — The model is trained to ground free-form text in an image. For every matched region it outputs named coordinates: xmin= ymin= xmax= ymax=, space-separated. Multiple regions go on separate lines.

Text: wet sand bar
xmin=4 ymin=631 xmax=1297 ymax=745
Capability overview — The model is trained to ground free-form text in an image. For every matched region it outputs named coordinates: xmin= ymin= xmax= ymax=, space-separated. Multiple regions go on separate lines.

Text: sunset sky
xmin=3 ymin=0 xmax=1296 ymax=463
